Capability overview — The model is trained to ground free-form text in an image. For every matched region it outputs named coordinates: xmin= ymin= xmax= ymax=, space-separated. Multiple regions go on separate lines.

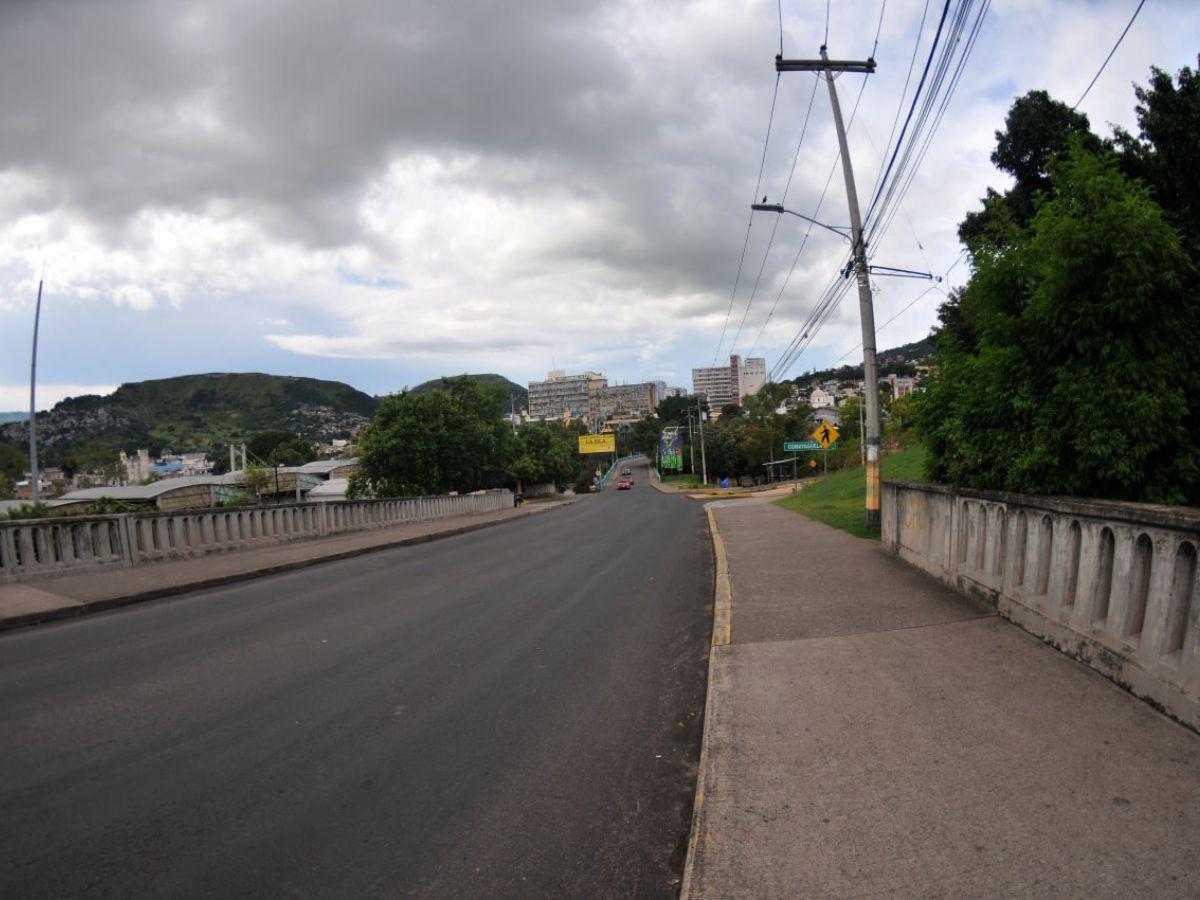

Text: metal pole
xmin=28 ymin=277 xmax=43 ymax=503
xmin=697 ymin=399 xmax=708 ymax=486
xmin=820 ymin=48 xmax=882 ymax=529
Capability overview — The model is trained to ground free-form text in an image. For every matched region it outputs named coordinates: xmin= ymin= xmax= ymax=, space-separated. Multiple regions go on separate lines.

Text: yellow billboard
xmin=578 ymin=433 xmax=617 ymax=454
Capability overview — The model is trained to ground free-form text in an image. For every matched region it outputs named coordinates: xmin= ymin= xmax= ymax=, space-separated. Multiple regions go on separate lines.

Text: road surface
xmin=0 ymin=465 xmax=711 ymax=898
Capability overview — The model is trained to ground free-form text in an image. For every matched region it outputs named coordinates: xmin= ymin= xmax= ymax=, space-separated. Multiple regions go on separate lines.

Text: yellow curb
xmin=706 ymin=505 xmax=732 ymax=647
xmin=680 ymin=504 xmax=733 ymax=899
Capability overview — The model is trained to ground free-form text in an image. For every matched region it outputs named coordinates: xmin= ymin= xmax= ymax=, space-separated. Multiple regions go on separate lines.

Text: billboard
xmin=578 ymin=433 xmax=617 ymax=454
xmin=660 ymin=429 xmax=684 ymax=470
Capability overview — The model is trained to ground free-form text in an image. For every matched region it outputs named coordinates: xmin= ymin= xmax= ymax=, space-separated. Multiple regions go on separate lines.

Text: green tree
xmin=246 ymin=431 xmax=313 ymax=467
xmin=241 ymin=464 xmax=271 ymax=496
xmin=921 ymin=142 xmax=1199 ymax=503
xmin=0 ymin=442 xmax=25 ymax=499
xmin=959 ymin=90 xmax=1100 ymax=248
xmin=352 ymin=376 xmax=513 ymax=497
xmin=507 ymin=423 xmax=575 ymax=487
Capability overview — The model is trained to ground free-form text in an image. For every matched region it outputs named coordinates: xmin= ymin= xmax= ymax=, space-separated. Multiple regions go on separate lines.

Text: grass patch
xmin=774 ymin=445 xmax=928 ymax=540
xmin=663 ymin=474 xmax=704 ymax=489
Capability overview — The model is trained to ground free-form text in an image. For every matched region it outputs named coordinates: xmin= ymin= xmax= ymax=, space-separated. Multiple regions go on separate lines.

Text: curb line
xmin=679 ymin=503 xmax=732 ymax=899
xmin=0 ymin=501 xmax=574 ymax=634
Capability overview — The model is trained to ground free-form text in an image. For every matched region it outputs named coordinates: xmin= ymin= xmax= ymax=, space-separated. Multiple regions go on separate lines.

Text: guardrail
xmin=0 ymin=491 xmax=513 ymax=584
xmin=882 ymin=480 xmax=1200 ymax=731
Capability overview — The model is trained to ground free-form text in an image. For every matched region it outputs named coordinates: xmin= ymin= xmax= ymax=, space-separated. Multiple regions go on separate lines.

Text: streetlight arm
xmin=750 ymin=203 xmax=851 ymax=241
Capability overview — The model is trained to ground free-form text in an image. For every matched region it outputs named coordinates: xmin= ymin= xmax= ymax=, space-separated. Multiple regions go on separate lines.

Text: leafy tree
xmin=1113 ymin=57 xmax=1200 ymax=254
xmin=246 ymin=431 xmax=313 ymax=467
xmin=507 ymin=423 xmax=575 ymax=486
xmin=241 ymin=464 xmax=272 ymax=496
xmin=921 ymin=141 xmax=1199 ymax=503
xmin=959 ymin=90 xmax=1101 ymax=248
xmin=0 ymin=442 xmax=24 ymax=499
xmin=656 ymin=394 xmax=705 ymax=424
xmin=352 ymin=376 xmax=513 ymax=497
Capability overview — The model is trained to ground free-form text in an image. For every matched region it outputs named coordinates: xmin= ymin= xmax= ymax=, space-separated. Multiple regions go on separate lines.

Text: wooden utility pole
xmin=775 ymin=48 xmax=882 ymax=528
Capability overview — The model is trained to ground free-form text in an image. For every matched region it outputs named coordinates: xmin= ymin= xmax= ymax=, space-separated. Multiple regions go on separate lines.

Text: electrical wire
xmin=770 ymin=0 xmax=990 ymax=381
xmin=1073 ymin=0 xmax=1149 ymax=110
xmin=728 ymin=73 xmax=821 ymax=358
xmin=712 ymin=73 xmax=782 ymax=365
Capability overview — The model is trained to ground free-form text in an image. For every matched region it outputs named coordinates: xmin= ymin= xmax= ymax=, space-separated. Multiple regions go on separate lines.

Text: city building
xmin=739 ymin=357 xmax=767 ymax=401
xmin=809 ymin=387 xmax=836 ymax=409
xmin=120 ymin=449 xmax=151 ymax=483
xmin=527 ymin=370 xmax=607 ymax=420
xmin=691 ymin=355 xmax=768 ymax=416
xmin=591 ymin=382 xmax=659 ymax=422
xmin=887 ymin=374 xmax=917 ymax=399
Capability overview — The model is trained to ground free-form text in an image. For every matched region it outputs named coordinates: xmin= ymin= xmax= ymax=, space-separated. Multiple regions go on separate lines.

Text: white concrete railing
xmin=0 ymin=491 xmax=513 ymax=584
xmin=882 ymin=481 xmax=1200 ymax=731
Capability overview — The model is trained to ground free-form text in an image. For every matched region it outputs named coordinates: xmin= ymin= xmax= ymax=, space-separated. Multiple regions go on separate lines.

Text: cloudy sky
xmin=1 ymin=0 xmax=1196 ymax=409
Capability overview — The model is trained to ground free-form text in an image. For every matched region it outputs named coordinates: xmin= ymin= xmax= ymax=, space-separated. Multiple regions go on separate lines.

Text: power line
xmin=729 ymin=73 xmax=821 ymax=358
xmin=770 ymin=0 xmax=989 ymax=381
xmin=1073 ymin=0 xmax=1149 ymax=109
xmin=712 ymin=73 xmax=782 ymax=364
xmin=750 ymin=0 xmax=889 ymax=364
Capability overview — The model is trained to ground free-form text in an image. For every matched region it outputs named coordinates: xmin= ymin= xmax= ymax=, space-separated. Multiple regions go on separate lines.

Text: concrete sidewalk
xmin=0 ymin=500 xmax=571 ymax=631
xmin=684 ymin=501 xmax=1200 ymax=898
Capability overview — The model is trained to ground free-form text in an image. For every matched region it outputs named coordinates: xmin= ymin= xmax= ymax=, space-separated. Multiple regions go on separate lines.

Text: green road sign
xmin=784 ymin=440 xmax=823 ymax=452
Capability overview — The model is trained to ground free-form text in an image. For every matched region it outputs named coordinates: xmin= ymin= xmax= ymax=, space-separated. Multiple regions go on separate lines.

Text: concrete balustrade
xmin=883 ymin=481 xmax=1200 ymax=730
xmin=0 ymin=491 xmax=513 ymax=585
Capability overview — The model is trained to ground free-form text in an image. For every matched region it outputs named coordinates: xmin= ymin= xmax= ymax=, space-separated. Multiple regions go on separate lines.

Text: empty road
xmin=0 ymin=466 xmax=711 ymax=898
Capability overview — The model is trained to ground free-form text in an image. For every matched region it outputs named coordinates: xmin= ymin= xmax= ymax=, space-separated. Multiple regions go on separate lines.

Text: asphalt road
xmin=0 ymin=464 xmax=712 ymax=898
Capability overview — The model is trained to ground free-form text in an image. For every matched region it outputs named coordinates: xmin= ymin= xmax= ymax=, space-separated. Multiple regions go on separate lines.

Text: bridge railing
xmin=0 ymin=491 xmax=513 ymax=584
xmin=882 ymin=480 xmax=1200 ymax=731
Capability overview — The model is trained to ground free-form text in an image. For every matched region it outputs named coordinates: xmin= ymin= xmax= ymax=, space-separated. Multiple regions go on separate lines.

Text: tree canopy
xmin=921 ymin=65 xmax=1200 ymax=504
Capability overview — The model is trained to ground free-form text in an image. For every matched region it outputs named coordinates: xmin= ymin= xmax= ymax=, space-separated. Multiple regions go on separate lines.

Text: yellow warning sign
xmin=811 ymin=422 xmax=840 ymax=449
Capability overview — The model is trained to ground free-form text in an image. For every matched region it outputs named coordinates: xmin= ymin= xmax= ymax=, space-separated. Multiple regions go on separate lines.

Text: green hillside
xmin=0 ymin=373 xmax=378 ymax=463
xmin=793 ymin=335 xmax=936 ymax=386
xmin=410 ymin=373 xmax=527 ymax=408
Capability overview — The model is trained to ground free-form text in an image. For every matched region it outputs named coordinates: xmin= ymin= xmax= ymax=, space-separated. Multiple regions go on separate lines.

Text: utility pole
xmin=28 ymin=275 xmax=44 ymax=503
xmin=697 ymin=398 xmax=708 ymax=486
xmin=510 ymin=393 xmax=518 ymax=436
xmin=775 ymin=48 xmax=882 ymax=528
xmin=687 ymin=413 xmax=696 ymax=475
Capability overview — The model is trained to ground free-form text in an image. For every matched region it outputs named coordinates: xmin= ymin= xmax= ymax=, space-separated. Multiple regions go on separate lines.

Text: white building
xmin=692 ymin=354 xmax=768 ymax=416
xmin=809 ymin=387 xmax=836 ymax=409
xmin=739 ymin=357 xmax=767 ymax=401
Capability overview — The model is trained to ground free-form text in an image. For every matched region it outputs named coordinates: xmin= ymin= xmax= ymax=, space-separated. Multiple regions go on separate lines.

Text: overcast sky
xmin=1 ymin=0 xmax=1196 ymax=409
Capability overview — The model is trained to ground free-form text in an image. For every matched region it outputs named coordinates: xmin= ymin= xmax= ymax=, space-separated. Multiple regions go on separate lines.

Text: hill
xmin=410 ymin=373 xmax=527 ymax=408
xmin=0 ymin=373 xmax=378 ymax=464
xmin=0 ymin=412 xmax=27 ymax=424
xmin=792 ymin=335 xmax=936 ymax=387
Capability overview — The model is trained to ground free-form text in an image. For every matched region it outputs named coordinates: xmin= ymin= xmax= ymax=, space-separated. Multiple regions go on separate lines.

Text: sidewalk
xmin=0 ymin=501 xmax=571 ymax=631
xmin=684 ymin=500 xmax=1200 ymax=898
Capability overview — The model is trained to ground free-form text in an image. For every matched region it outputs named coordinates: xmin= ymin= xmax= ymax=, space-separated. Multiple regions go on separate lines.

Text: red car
xmin=616 ymin=480 xmax=632 ymax=490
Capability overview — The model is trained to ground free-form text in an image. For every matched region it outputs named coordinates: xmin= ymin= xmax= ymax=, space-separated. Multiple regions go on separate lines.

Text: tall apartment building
xmin=591 ymin=382 xmax=659 ymax=421
xmin=691 ymin=354 xmax=768 ymax=415
xmin=527 ymin=370 xmax=607 ymax=420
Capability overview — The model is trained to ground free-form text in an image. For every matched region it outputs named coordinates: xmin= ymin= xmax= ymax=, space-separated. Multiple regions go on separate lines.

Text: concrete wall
xmin=0 ymin=491 xmax=513 ymax=585
xmin=883 ymin=480 xmax=1200 ymax=731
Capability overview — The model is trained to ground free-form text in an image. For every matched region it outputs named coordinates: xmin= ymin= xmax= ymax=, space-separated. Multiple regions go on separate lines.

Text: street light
xmin=750 ymin=202 xmax=851 ymax=242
